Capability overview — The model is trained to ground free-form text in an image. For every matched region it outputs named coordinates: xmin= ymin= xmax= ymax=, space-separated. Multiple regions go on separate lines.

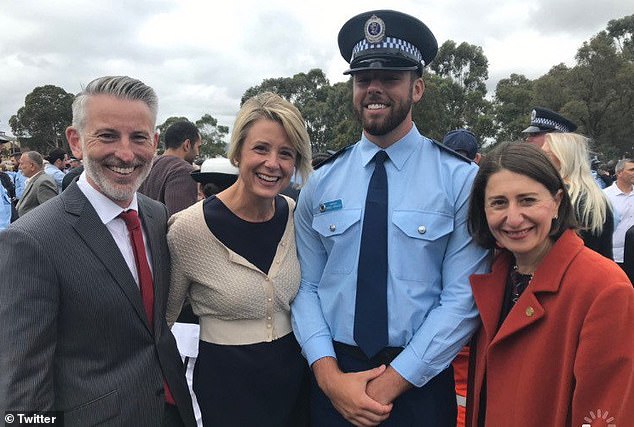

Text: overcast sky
xmin=1 ymin=0 xmax=632 ymax=138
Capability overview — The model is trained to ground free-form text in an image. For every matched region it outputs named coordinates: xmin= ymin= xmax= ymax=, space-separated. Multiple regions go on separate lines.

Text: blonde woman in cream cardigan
xmin=167 ymin=92 xmax=312 ymax=427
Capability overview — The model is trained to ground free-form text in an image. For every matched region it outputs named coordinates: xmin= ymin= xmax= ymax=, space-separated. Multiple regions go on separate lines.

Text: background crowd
xmin=0 ymin=8 xmax=632 ymax=427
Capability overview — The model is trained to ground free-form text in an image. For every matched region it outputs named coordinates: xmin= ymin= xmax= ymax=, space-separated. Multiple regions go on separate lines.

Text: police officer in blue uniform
xmin=291 ymin=10 xmax=489 ymax=426
xmin=8 ymin=151 xmax=27 ymax=201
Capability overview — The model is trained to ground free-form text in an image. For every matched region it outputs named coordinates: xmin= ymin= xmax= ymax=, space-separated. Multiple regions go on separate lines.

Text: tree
xmin=571 ymin=29 xmax=633 ymax=157
xmin=420 ymin=40 xmax=495 ymax=141
xmin=322 ymin=79 xmax=360 ymax=151
xmin=242 ymin=69 xmax=335 ymax=152
xmin=413 ymin=72 xmax=465 ymax=141
xmin=493 ymin=74 xmax=534 ymax=143
xmin=531 ymin=64 xmax=574 ymax=116
xmin=490 ymin=14 xmax=634 ymax=158
xmin=431 ymin=41 xmax=489 ymax=94
xmin=196 ymin=114 xmax=229 ymax=158
xmin=607 ymin=14 xmax=634 ymax=60
xmin=9 ymin=85 xmax=74 ymax=153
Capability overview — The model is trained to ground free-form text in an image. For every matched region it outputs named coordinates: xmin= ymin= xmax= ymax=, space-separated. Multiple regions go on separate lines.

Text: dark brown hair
xmin=468 ymin=142 xmax=577 ymax=249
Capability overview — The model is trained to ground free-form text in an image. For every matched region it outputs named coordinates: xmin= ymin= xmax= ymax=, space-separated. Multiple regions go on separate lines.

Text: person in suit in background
xmin=62 ymin=158 xmax=84 ymax=191
xmin=15 ymin=150 xmax=58 ymax=217
xmin=0 ymin=75 xmax=196 ymax=426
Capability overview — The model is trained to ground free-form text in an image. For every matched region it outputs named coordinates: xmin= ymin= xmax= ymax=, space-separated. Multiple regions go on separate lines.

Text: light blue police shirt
xmin=44 ymin=163 xmax=64 ymax=194
xmin=8 ymin=171 xmax=27 ymax=199
xmin=0 ymin=185 xmax=12 ymax=230
xmin=291 ymin=125 xmax=489 ymax=387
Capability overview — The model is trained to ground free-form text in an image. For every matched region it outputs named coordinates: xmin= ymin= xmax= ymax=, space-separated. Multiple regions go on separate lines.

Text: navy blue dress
xmin=194 ymin=195 xmax=309 ymax=426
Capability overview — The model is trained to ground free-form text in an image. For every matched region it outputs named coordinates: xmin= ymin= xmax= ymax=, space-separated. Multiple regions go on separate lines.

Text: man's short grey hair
xmin=24 ymin=151 xmax=44 ymax=169
xmin=616 ymin=158 xmax=634 ymax=174
xmin=72 ymin=76 xmax=158 ymax=132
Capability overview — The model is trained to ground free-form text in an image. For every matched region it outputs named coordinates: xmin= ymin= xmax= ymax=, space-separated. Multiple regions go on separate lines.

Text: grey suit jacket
xmin=0 ymin=183 xmax=196 ymax=426
xmin=15 ymin=170 xmax=58 ymax=218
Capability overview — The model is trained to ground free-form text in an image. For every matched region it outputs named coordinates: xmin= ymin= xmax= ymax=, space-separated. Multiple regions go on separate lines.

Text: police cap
xmin=522 ymin=107 xmax=577 ymax=134
xmin=442 ymin=129 xmax=478 ymax=160
xmin=338 ymin=10 xmax=438 ymax=75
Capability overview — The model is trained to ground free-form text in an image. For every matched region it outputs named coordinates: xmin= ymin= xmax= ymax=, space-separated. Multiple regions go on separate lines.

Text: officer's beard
xmin=355 ymin=91 xmax=413 ymax=137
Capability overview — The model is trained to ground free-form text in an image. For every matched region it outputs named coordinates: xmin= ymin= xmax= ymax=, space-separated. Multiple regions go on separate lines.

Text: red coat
xmin=467 ymin=230 xmax=634 ymax=427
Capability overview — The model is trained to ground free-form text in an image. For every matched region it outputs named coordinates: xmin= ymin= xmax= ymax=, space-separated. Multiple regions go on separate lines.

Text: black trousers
xmin=310 ymin=343 xmax=456 ymax=427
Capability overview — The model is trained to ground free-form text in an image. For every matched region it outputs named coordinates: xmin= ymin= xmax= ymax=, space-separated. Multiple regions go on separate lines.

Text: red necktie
xmin=119 ymin=209 xmax=154 ymax=325
xmin=119 ymin=209 xmax=175 ymax=406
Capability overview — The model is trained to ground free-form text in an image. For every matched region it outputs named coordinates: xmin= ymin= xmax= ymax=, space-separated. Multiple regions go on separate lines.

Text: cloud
xmin=0 ymin=0 xmax=631 ymax=138
xmin=529 ymin=0 xmax=634 ymax=35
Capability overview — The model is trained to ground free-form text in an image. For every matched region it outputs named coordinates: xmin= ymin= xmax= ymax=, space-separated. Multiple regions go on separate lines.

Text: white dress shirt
xmin=76 ymin=172 xmax=153 ymax=286
xmin=604 ymin=181 xmax=634 ymax=262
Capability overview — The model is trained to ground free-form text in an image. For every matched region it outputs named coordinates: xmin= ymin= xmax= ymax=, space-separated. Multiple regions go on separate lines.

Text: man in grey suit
xmin=15 ymin=151 xmax=58 ymax=217
xmin=0 ymin=76 xmax=196 ymax=426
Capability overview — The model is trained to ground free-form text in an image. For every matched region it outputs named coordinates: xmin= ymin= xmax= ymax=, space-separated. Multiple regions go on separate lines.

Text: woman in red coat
xmin=466 ymin=142 xmax=634 ymax=427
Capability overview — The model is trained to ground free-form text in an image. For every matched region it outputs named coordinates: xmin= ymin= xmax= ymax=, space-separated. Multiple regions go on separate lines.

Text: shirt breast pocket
xmin=392 ymin=210 xmax=454 ymax=282
xmin=312 ymin=208 xmax=362 ymax=274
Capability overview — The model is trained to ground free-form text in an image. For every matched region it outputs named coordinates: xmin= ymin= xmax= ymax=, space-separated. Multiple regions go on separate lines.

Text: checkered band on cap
xmin=351 ymin=37 xmax=424 ymax=66
xmin=533 ymin=117 xmax=573 ymax=132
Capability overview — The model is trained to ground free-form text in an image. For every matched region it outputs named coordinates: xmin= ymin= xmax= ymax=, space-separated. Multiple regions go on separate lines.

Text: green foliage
xmin=431 ymin=41 xmax=489 ymax=94
xmin=11 ymin=13 xmax=634 ymax=161
xmin=196 ymin=114 xmax=230 ymax=158
xmin=241 ymin=69 xmax=336 ymax=152
xmin=492 ymin=14 xmax=634 ymax=159
xmin=421 ymin=41 xmax=495 ymax=142
xmin=607 ymin=14 xmax=634 ymax=60
xmin=243 ymin=41 xmax=497 ymax=152
xmin=493 ymin=74 xmax=534 ymax=142
xmin=9 ymin=85 xmax=74 ymax=153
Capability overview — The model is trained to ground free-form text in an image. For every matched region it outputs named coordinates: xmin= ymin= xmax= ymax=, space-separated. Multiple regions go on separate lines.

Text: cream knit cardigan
xmin=166 ymin=196 xmax=301 ymax=345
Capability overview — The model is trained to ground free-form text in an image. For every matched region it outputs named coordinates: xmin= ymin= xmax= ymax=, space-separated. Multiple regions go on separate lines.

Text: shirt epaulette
xmin=314 ymin=144 xmax=356 ymax=170
xmin=429 ymin=139 xmax=473 ymax=163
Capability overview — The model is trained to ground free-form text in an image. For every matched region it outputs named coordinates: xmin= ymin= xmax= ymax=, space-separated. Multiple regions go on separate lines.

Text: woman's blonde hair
xmin=227 ymin=92 xmax=312 ymax=186
xmin=544 ymin=132 xmax=608 ymax=234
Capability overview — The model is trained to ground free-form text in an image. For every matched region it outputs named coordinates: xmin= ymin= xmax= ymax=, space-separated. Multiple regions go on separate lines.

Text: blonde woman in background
xmin=167 ymin=92 xmax=312 ymax=426
xmin=542 ymin=132 xmax=614 ymax=258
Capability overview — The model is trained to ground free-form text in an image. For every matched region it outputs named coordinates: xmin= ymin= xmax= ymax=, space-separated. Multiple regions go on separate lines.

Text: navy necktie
xmin=354 ymin=150 xmax=389 ymax=358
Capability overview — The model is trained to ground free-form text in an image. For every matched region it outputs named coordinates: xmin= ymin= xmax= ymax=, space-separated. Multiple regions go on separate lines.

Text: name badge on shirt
xmin=318 ymin=199 xmax=343 ymax=213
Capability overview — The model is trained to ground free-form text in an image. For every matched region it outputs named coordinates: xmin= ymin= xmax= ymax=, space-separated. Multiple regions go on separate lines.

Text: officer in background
xmin=291 ymin=10 xmax=488 ymax=426
xmin=522 ymin=106 xmax=577 ymax=148
xmin=8 ymin=150 xmax=27 ymax=201
xmin=442 ymin=129 xmax=481 ymax=164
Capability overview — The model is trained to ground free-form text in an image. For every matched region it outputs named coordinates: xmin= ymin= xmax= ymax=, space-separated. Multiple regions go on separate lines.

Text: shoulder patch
xmin=314 ymin=144 xmax=356 ymax=170
xmin=429 ymin=139 xmax=473 ymax=163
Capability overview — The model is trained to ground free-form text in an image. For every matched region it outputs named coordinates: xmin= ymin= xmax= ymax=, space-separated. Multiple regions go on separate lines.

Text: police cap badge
xmin=338 ymin=10 xmax=438 ymax=75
